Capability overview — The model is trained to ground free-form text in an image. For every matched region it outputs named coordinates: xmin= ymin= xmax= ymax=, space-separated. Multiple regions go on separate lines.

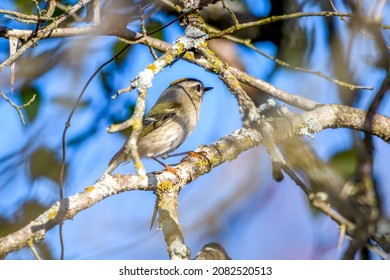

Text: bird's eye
xmin=195 ymin=84 xmax=202 ymax=92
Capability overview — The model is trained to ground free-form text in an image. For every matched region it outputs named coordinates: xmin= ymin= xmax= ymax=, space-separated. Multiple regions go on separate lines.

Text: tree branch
xmin=0 ymin=127 xmax=261 ymax=258
xmin=0 ymin=90 xmax=36 ymax=125
xmin=0 ymin=0 xmax=95 ymax=72
xmin=1 ymin=104 xmax=389 ymax=257
xmin=0 ymin=24 xmax=326 ymax=111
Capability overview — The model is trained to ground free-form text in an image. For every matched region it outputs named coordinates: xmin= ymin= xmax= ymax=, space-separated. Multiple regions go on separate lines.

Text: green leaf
xmin=15 ymin=1 xmax=35 ymax=13
xmin=52 ymin=96 xmax=90 ymax=109
xmin=328 ymin=149 xmax=358 ymax=179
xmin=146 ymin=21 xmax=164 ymax=41
xmin=0 ymin=200 xmax=46 ymax=236
xmin=109 ymin=99 xmax=136 ymax=138
xmin=100 ymin=71 xmax=115 ymax=95
xmin=20 ymin=84 xmax=40 ymax=123
xmin=112 ymin=40 xmax=132 ymax=66
xmin=29 ymin=148 xmax=65 ymax=183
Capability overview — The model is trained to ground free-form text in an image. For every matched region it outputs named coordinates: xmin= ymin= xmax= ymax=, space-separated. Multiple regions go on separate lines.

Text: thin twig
xmin=281 ymin=165 xmax=357 ymax=233
xmin=27 ymin=240 xmax=42 ymax=260
xmin=0 ymin=8 xmax=48 ymax=21
xmin=0 ymin=0 xmax=95 ymax=72
xmin=0 ymin=90 xmax=36 ymax=125
xmin=228 ymin=34 xmax=373 ymax=91
xmin=228 ymin=66 xmax=319 ymax=110
xmin=58 ymin=42 xmax=132 ymax=259
xmin=281 ymin=165 xmax=311 ymax=195
xmin=205 ymin=22 xmax=374 ymax=91
xmin=366 ymin=244 xmax=389 ymax=260
xmin=198 ymin=45 xmax=260 ymax=124
xmin=309 ymin=192 xmax=356 ymax=230
xmin=56 ymin=2 xmax=83 ymax=22
xmin=338 ymin=224 xmax=347 ymax=252
xmin=209 ymin=11 xmax=352 ymax=39
xmin=221 ymin=0 xmax=239 ymax=25
xmin=9 ymin=37 xmax=17 ymax=94
xmin=2 ymin=25 xmax=320 ymax=111
xmin=140 ymin=7 xmax=158 ymax=60
xmin=329 ymin=0 xmax=390 ymax=49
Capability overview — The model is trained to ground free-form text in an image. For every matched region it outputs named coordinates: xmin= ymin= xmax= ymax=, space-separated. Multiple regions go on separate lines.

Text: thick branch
xmin=295 ymin=104 xmax=390 ymax=143
xmin=0 ymin=128 xmax=262 ymax=258
xmin=1 ymin=104 xmax=389 ymax=257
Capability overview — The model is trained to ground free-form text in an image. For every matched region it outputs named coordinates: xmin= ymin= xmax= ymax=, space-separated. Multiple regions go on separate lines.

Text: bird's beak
xmin=204 ymin=86 xmax=213 ymax=92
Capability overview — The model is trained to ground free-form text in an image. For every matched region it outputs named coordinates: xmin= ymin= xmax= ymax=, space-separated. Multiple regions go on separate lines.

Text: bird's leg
xmin=151 ymin=157 xmax=180 ymax=177
xmin=168 ymin=151 xmax=211 ymax=166
xmin=186 ymin=151 xmax=209 ymax=162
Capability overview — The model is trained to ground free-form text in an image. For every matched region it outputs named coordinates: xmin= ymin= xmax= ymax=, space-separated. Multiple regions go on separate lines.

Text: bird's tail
xmin=105 ymin=148 xmax=124 ymax=174
xmin=105 ymin=159 xmax=119 ymax=174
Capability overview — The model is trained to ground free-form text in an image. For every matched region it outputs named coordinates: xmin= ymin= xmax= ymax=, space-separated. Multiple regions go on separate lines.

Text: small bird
xmin=194 ymin=242 xmax=232 ymax=260
xmin=106 ymin=78 xmax=213 ymax=174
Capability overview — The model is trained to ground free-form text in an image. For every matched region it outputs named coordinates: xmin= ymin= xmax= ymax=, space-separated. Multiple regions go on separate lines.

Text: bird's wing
xmin=139 ymin=103 xmax=180 ymax=138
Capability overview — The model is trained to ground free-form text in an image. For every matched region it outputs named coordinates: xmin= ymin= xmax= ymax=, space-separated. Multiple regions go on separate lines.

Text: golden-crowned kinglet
xmin=194 ymin=242 xmax=232 ymax=260
xmin=106 ymin=78 xmax=213 ymax=174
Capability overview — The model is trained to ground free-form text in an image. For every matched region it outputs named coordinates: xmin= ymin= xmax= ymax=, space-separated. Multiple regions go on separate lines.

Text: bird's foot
xmin=183 ymin=151 xmax=211 ymax=166
xmin=151 ymin=157 xmax=180 ymax=179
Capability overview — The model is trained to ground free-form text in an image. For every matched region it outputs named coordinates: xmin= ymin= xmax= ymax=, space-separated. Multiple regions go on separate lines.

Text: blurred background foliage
xmin=0 ymin=0 xmax=389 ymax=259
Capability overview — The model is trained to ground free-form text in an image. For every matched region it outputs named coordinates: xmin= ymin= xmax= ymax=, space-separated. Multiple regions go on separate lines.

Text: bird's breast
xmin=137 ymin=112 xmax=198 ymax=158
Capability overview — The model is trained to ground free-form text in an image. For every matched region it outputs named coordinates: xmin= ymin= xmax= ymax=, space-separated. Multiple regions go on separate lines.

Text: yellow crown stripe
xmin=169 ymin=78 xmax=200 ymax=87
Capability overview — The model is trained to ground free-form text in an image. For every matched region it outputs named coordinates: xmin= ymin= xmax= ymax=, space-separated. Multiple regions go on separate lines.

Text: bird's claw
xmin=184 ymin=151 xmax=211 ymax=166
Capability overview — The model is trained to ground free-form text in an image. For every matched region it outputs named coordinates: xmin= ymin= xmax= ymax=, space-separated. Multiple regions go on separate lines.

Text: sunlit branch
xmin=211 ymin=29 xmax=374 ymax=91
xmin=1 ymin=104 xmax=389 ymax=257
xmin=0 ymin=0 xmax=95 ymax=72
xmin=0 ymin=90 xmax=36 ymax=125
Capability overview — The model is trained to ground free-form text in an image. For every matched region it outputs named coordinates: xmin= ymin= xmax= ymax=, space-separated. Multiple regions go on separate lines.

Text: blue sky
xmin=1 ymin=1 xmax=389 ymax=259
